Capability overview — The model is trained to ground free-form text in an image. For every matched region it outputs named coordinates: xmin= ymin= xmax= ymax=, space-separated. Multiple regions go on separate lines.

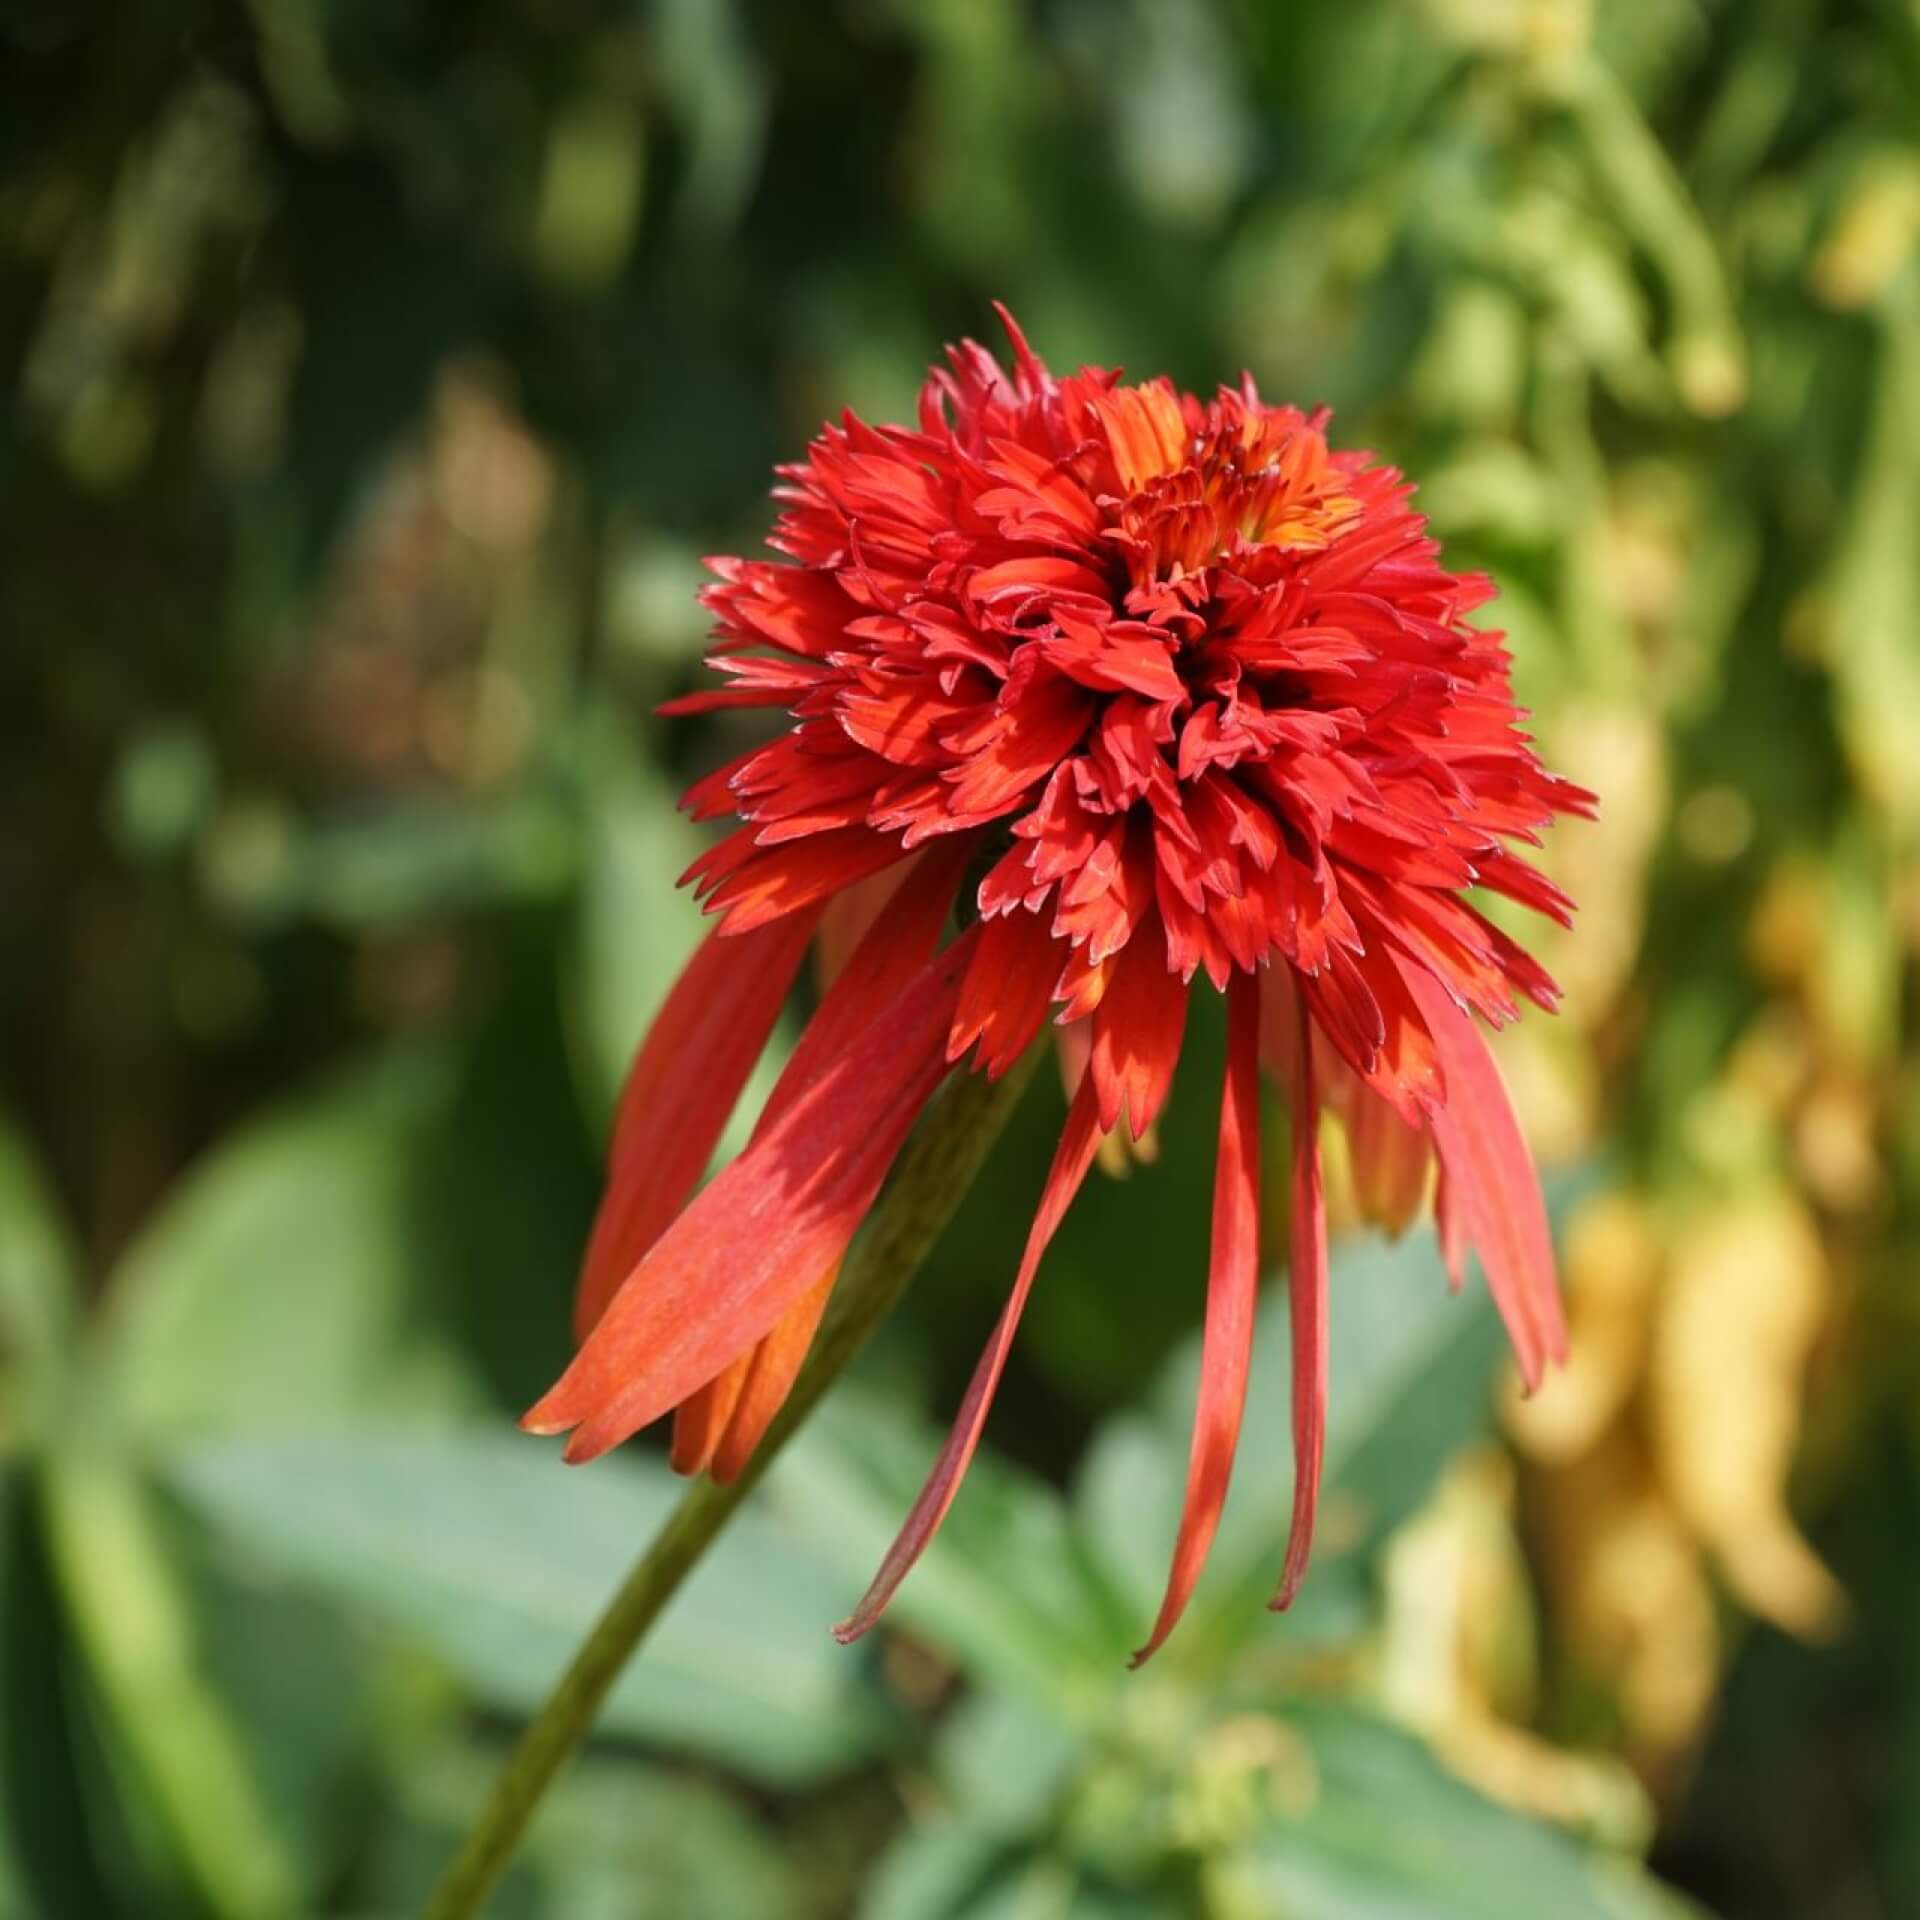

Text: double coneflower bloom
xmin=526 ymin=310 xmax=1593 ymax=1662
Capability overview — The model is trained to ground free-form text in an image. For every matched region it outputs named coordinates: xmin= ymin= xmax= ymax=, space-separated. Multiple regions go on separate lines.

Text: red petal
xmin=815 ymin=861 xmax=918 ymax=992
xmin=941 ymin=672 xmax=1094 ymax=817
xmin=700 ymin=824 xmax=908 ymax=935
xmin=709 ymin=1262 xmax=839 ymax=1484
xmin=672 ymin=845 xmax=971 ymax=1478
xmin=949 ymin=908 xmax=1062 ymax=1077
xmin=574 ymin=909 xmax=820 ymax=1340
xmin=525 ymin=930 xmax=977 ymax=1460
xmin=833 ymin=1075 xmax=1106 ymax=1642
xmin=658 ymin=686 xmax=796 ymax=716
xmin=1132 ymin=970 xmax=1262 ymax=1665
xmin=1398 ymin=959 xmax=1564 ymax=1387
xmin=1053 ymin=942 xmax=1117 ymax=1023
xmin=669 ymin=1359 xmax=750 ymax=1475
xmin=1088 ymin=923 xmax=1189 ymax=1138
xmin=771 ymin=839 xmax=972 ymax=1114
xmin=1273 ymin=978 xmax=1329 ymax=1611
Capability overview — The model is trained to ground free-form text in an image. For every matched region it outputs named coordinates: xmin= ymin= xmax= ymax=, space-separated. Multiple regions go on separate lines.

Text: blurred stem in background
xmin=424 ymin=1047 xmax=1041 ymax=1920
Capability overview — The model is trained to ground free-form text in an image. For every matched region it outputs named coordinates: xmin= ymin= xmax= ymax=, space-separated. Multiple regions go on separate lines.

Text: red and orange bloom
xmin=525 ymin=310 xmax=1594 ymax=1662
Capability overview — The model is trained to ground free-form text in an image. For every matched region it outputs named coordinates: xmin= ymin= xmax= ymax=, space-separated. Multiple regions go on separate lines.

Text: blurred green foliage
xmin=3 ymin=1 xmax=1919 ymax=1916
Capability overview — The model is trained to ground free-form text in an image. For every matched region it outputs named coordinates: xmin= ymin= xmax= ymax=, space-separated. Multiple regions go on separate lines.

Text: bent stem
xmin=423 ymin=1047 xmax=1040 ymax=1920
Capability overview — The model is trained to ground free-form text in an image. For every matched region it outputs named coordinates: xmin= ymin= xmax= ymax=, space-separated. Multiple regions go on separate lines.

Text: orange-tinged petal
xmin=669 ymin=1359 xmax=751 ymax=1476
xmin=1133 ymin=970 xmax=1262 ymax=1665
xmin=834 ymin=1074 xmax=1106 ymax=1642
xmin=677 ymin=854 xmax=972 ymax=1482
xmin=621 ymin=843 xmax=971 ymax=1472
xmin=1273 ymin=979 xmax=1329 ymax=1611
xmin=1090 ymin=380 xmax=1191 ymax=490
xmin=575 ymin=908 xmax=821 ymax=1340
xmin=709 ymin=1263 xmax=839 ymax=1485
xmin=525 ymin=930 xmax=978 ymax=1460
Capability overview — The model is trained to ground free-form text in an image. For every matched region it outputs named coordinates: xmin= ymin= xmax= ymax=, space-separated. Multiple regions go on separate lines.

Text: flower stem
xmin=422 ymin=1048 xmax=1039 ymax=1920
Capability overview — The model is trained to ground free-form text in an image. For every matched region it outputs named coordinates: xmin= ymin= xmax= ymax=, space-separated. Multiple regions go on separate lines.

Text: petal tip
xmin=519 ymin=1396 xmax=572 ymax=1437
xmin=561 ymin=1428 xmax=611 ymax=1465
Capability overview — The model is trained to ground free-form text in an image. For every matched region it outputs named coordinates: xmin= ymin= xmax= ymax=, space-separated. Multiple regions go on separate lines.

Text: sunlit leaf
xmin=372 ymin=1742 xmax=799 ymax=1920
xmin=40 ymin=1458 xmax=303 ymax=1920
xmin=1239 ymin=1704 xmax=1713 ymax=1920
xmin=166 ymin=1427 xmax=903 ymax=1787
xmin=93 ymin=1052 xmax=480 ymax=1436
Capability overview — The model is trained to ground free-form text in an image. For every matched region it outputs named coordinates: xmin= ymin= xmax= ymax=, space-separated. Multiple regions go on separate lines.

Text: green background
xmin=3 ymin=1 xmax=1918 ymax=1915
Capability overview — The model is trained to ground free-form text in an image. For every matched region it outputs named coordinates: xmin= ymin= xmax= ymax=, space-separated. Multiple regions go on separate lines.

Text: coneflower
xmin=525 ymin=309 xmax=1593 ymax=1663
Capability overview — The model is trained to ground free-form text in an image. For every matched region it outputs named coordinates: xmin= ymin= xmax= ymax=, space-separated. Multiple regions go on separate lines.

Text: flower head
xmin=525 ymin=309 xmax=1595 ymax=1661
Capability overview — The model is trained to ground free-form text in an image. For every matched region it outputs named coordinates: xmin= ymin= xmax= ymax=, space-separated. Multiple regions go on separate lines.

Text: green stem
xmin=423 ymin=1047 xmax=1039 ymax=1920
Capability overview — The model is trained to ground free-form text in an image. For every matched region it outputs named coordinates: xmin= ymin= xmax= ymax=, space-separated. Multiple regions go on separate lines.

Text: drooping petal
xmin=709 ymin=1262 xmax=839 ymax=1484
xmin=668 ymin=1360 xmax=750 ymax=1476
xmin=1273 ymin=978 xmax=1329 ymax=1612
xmin=525 ymin=929 xmax=978 ymax=1461
xmin=834 ymin=1075 xmax=1106 ymax=1642
xmin=771 ymin=839 xmax=973 ymax=1111
xmin=950 ymin=906 xmax=1062 ymax=1076
xmin=1344 ymin=1083 xmax=1432 ymax=1238
xmin=666 ymin=841 xmax=971 ymax=1473
xmin=1398 ymin=958 xmax=1564 ymax=1388
xmin=1088 ymin=917 xmax=1190 ymax=1138
xmin=575 ymin=908 xmax=821 ymax=1340
xmin=815 ymin=859 xmax=918 ymax=990
xmin=1057 ymin=1020 xmax=1151 ymax=1180
xmin=1132 ymin=970 xmax=1262 ymax=1666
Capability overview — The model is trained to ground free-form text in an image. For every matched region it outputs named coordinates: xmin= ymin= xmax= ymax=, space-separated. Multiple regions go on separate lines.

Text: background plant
xmin=2 ymin=1 xmax=1917 ymax=1916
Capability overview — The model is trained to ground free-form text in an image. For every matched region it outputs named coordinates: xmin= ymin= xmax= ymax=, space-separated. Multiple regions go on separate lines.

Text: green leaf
xmin=370 ymin=1740 xmax=800 ymax=1920
xmin=175 ymin=1530 xmax=376 ymax=1908
xmin=860 ymin=1819 xmax=1015 ymax=1920
xmin=1236 ymin=1704 xmax=1711 ymax=1920
xmin=40 ymin=1457 xmax=303 ymax=1920
xmin=0 ymin=1468 xmax=112 ymax=1919
xmin=165 ymin=1426 xmax=902 ymax=1787
xmin=933 ymin=1694 xmax=1089 ymax=1839
xmin=862 ymin=1822 xmax=1184 ymax=1920
xmin=91 ymin=1051 xmax=480 ymax=1437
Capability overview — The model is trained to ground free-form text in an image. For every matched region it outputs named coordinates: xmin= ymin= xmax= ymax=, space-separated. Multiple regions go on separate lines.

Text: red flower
xmin=525 ymin=309 xmax=1595 ymax=1661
